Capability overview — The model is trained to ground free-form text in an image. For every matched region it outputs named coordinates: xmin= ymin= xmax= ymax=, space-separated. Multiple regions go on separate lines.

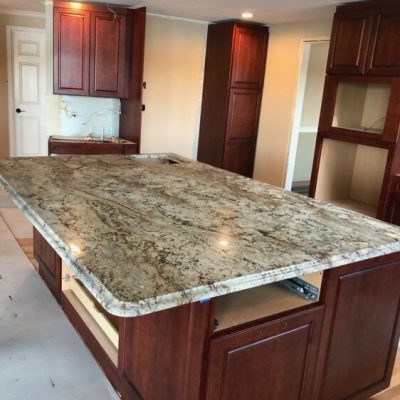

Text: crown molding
xmin=0 ymin=8 xmax=45 ymax=18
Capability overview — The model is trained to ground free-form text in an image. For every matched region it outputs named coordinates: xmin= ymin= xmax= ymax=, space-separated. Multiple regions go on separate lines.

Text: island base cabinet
xmin=33 ymin=228 xmax=61 ymax=302
xmin=120 ymin=301 xmax=213 ymax=400
xmin=314 ymin=256 xmax=400 ymax=400
xmin=206 ymin=307 xmax=324 ymax=400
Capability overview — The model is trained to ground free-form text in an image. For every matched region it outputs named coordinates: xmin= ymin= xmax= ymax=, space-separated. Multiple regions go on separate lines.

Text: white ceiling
xmin=0 ymin=0 xmax=361 ymax=24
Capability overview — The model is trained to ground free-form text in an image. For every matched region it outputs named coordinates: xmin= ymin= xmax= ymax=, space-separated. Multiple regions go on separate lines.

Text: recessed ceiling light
xmin=241 ymin=12 xmax=253 ymax=19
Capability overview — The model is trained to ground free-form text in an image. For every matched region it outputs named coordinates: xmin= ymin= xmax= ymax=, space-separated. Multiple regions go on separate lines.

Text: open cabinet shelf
xmin=62 ymin=262 xmax=119 ymax=366
xmin=314 ymin=139 xmax=388 ymax=218
xmin=214 ymin=272 xmax=323 ymax=332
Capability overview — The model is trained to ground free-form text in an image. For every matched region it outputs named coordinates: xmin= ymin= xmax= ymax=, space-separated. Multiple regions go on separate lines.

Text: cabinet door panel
xmin=90 ymin=12 xmax=127 ymax=97
xmin=366 ymin=8 xmax=400 ymax=75
xmin=327 ymin=10 xmax=372 ymax=75
xmin=223 ymin=140 xmax=255 ymax=177
xmin=231 ymin=26 xmax=268 ymax=89
xmin=226 ymin=89 xmax=262 ymax=140
xmin=54 ymin=8 xmax=90 ymax=95
xmin=207 ymin=308 xmax=323 ymax=400
xmin=319 ymin=261 xmax=400 ymax=400
xmin=33 ymin=228 xmax=62 ymax=302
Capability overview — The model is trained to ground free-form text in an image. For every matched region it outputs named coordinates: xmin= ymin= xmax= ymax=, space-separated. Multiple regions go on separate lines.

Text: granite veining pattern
xmin=1 ymin=154 xmax=400 ymax=317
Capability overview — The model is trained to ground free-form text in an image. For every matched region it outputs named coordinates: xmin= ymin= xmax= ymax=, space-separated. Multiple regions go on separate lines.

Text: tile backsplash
xmin=58 ymin=95 xmax=121 ymax=138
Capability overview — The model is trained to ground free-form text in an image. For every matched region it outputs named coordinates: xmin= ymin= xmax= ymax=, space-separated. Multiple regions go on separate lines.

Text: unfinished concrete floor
xmin=0 ymin=188 xmax=118 ymax=400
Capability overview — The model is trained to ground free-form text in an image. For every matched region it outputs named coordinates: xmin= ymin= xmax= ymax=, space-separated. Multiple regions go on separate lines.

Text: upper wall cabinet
xmin=327 ymin=9 xmax=372 ymax=75
xmin=90 ymin=11 xmax=127 ymax=97
xmin=53 ymin=7 xmax=90 ymax=95
xmin=327 ymin=1 xmax=400 ymax=76
xmin=366 ymin=6 xmax=400 ymax=75
xmin=54 ymin=1 xmax=130 ymax=98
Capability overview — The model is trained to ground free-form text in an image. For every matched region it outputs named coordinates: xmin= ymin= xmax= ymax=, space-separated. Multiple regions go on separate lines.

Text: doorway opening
xmin=285 ymin=40 xmax=329 ymax=194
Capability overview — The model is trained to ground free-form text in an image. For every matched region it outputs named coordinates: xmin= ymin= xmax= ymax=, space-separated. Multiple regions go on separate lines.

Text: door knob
xmin=15 ymin=108 xmax=26 ymax=113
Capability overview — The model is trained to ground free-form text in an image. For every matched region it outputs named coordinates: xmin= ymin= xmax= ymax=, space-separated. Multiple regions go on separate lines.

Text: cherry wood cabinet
xmin=327 ymin=9 xmax=372 ymax=75
xmin=207 ymin=307 xmax=323 ymax=400
xmin=54 ymin=1 xmax=133 ymax=99
xmin=33 ymin=226 xmax=400 ymax=400
xmin=314 ymin=254 xmax=400 ymax=400
xmin=33 ymin=228 xmax=62 ymax=302
xmin=366 ymin=6 xmax=400 ymax=75
xmin=53 ymin=2 xmax=146 ymax=149
xmin=310 ymin=0 xmax=400 ymax=223
xmin=89 ymin=11 xmax=127 ymax=98
xmin=48 ymin=136 xmax=138 ymax=155
xmin=197 ymin=22 xmax=268 ymax=177
xmin=385 ymin=175 xmax=400 ymax=225
xmin=327 ymin=1 xmax=400 ymax=76
xmin=53 ymin=7 xmax=90 ymax=95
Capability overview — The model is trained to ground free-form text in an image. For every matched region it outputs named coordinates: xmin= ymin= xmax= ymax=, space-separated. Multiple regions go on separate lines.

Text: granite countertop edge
xmin=2 ymin=174 xmax=400 ymax=318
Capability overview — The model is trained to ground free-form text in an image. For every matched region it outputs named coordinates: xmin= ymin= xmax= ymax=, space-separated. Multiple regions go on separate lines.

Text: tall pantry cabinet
xmin=309 ymin=0 xmax=400 ymax=223
xmin=197 ymin=22 xmax=269 ymax=177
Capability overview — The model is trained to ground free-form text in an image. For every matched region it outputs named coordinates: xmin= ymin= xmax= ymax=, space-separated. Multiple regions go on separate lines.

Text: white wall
xmin=140 ymin=15 xmax=207 ymax=158
xmin=253 ymin=19 xmax=333 ymax=187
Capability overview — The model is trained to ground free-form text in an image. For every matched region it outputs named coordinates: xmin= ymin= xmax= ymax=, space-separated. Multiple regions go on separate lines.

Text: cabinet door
xmin=366 ymin=7 xmax=400 ymax=75
xmin=316 ymin=258 xmax=400 ymax=400
xmin=53 ymin=7 xmax=90 ymax=95
xmin=230 ymin=25 xmax=268 ymax=89
xmin=33 ymin=228 xmax=62 ymax=302
xmin=223 ymin=140 xmax=255 ymax=178
xmin=207 ymin=308 xmax=323 ymax=400
xmin=384 ymin=176 xmax=400 ymax=225
xmin=226 ymin=89 xmax=262 ymax=140
xmin=326 ymin=10 xmax=373 ymax=75
xmin=90 ymin=11 xmax=127 ymax=98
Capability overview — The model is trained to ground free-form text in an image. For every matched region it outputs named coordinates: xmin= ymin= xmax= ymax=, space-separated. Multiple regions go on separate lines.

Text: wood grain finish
xmin=312 ymin=0 xmax=400 ymax=223
xmin=119 ymin=7 xmax=146 ymax=147
xmin=231 ymin=25 xmax=269 ymax=88
xmin=314 ymin=255 xmax=400 ymax=400
xmin=53 ymin=7 xmax=90 ymax=95
xmin=53 ymin=1 xmax=140 ymax=100
xmin=384 ymin=175 xmax=400 ymax=224
xmin=32 ymin=227 xmax=400 ymax=400
xmin=121 ymin=301 xmax=213 ymax=400
xmin=90 ymin=11 xmax=126 ymax=97
xmin=318 ymin=75 xmax=400 ymax=144
xmin=197 ymin=22 xmax=268 ymax=177
xmin=207 ymin=307 xmax=323 ymax=400
xmin=48 ymin=137 xmax=138 ymax=155
xmin=327 ymin=9 xmax=372 ymax=75
xmin=33 ymin=228 xmax=62 ymax=302
xmin=366 ymin=6 xmax=400 ymax=75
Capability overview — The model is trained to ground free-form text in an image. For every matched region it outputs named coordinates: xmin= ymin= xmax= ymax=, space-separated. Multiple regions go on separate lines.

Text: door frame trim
xmin=6 ymin=26 xmax=46 ymax=157
xmin=284 ymin=38 xmax=330 ymax=191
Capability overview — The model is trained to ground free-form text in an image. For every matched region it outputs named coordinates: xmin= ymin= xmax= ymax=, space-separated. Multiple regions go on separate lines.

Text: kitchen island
xmin=0 ymin=153 xmax=399 ymax=400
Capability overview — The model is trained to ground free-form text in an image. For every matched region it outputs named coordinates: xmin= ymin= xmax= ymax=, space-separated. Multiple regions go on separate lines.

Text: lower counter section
xmin=33 ymin=228 xmax=400 ymax=400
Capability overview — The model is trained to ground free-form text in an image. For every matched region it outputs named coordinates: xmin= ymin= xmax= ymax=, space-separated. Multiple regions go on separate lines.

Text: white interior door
xmin=8 ymin=27 xmax=46 ymax=157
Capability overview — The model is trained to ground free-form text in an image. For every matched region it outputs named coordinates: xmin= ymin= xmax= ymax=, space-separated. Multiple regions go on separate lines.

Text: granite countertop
xmin=0 ymin=153 xmax=400 ymax=317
